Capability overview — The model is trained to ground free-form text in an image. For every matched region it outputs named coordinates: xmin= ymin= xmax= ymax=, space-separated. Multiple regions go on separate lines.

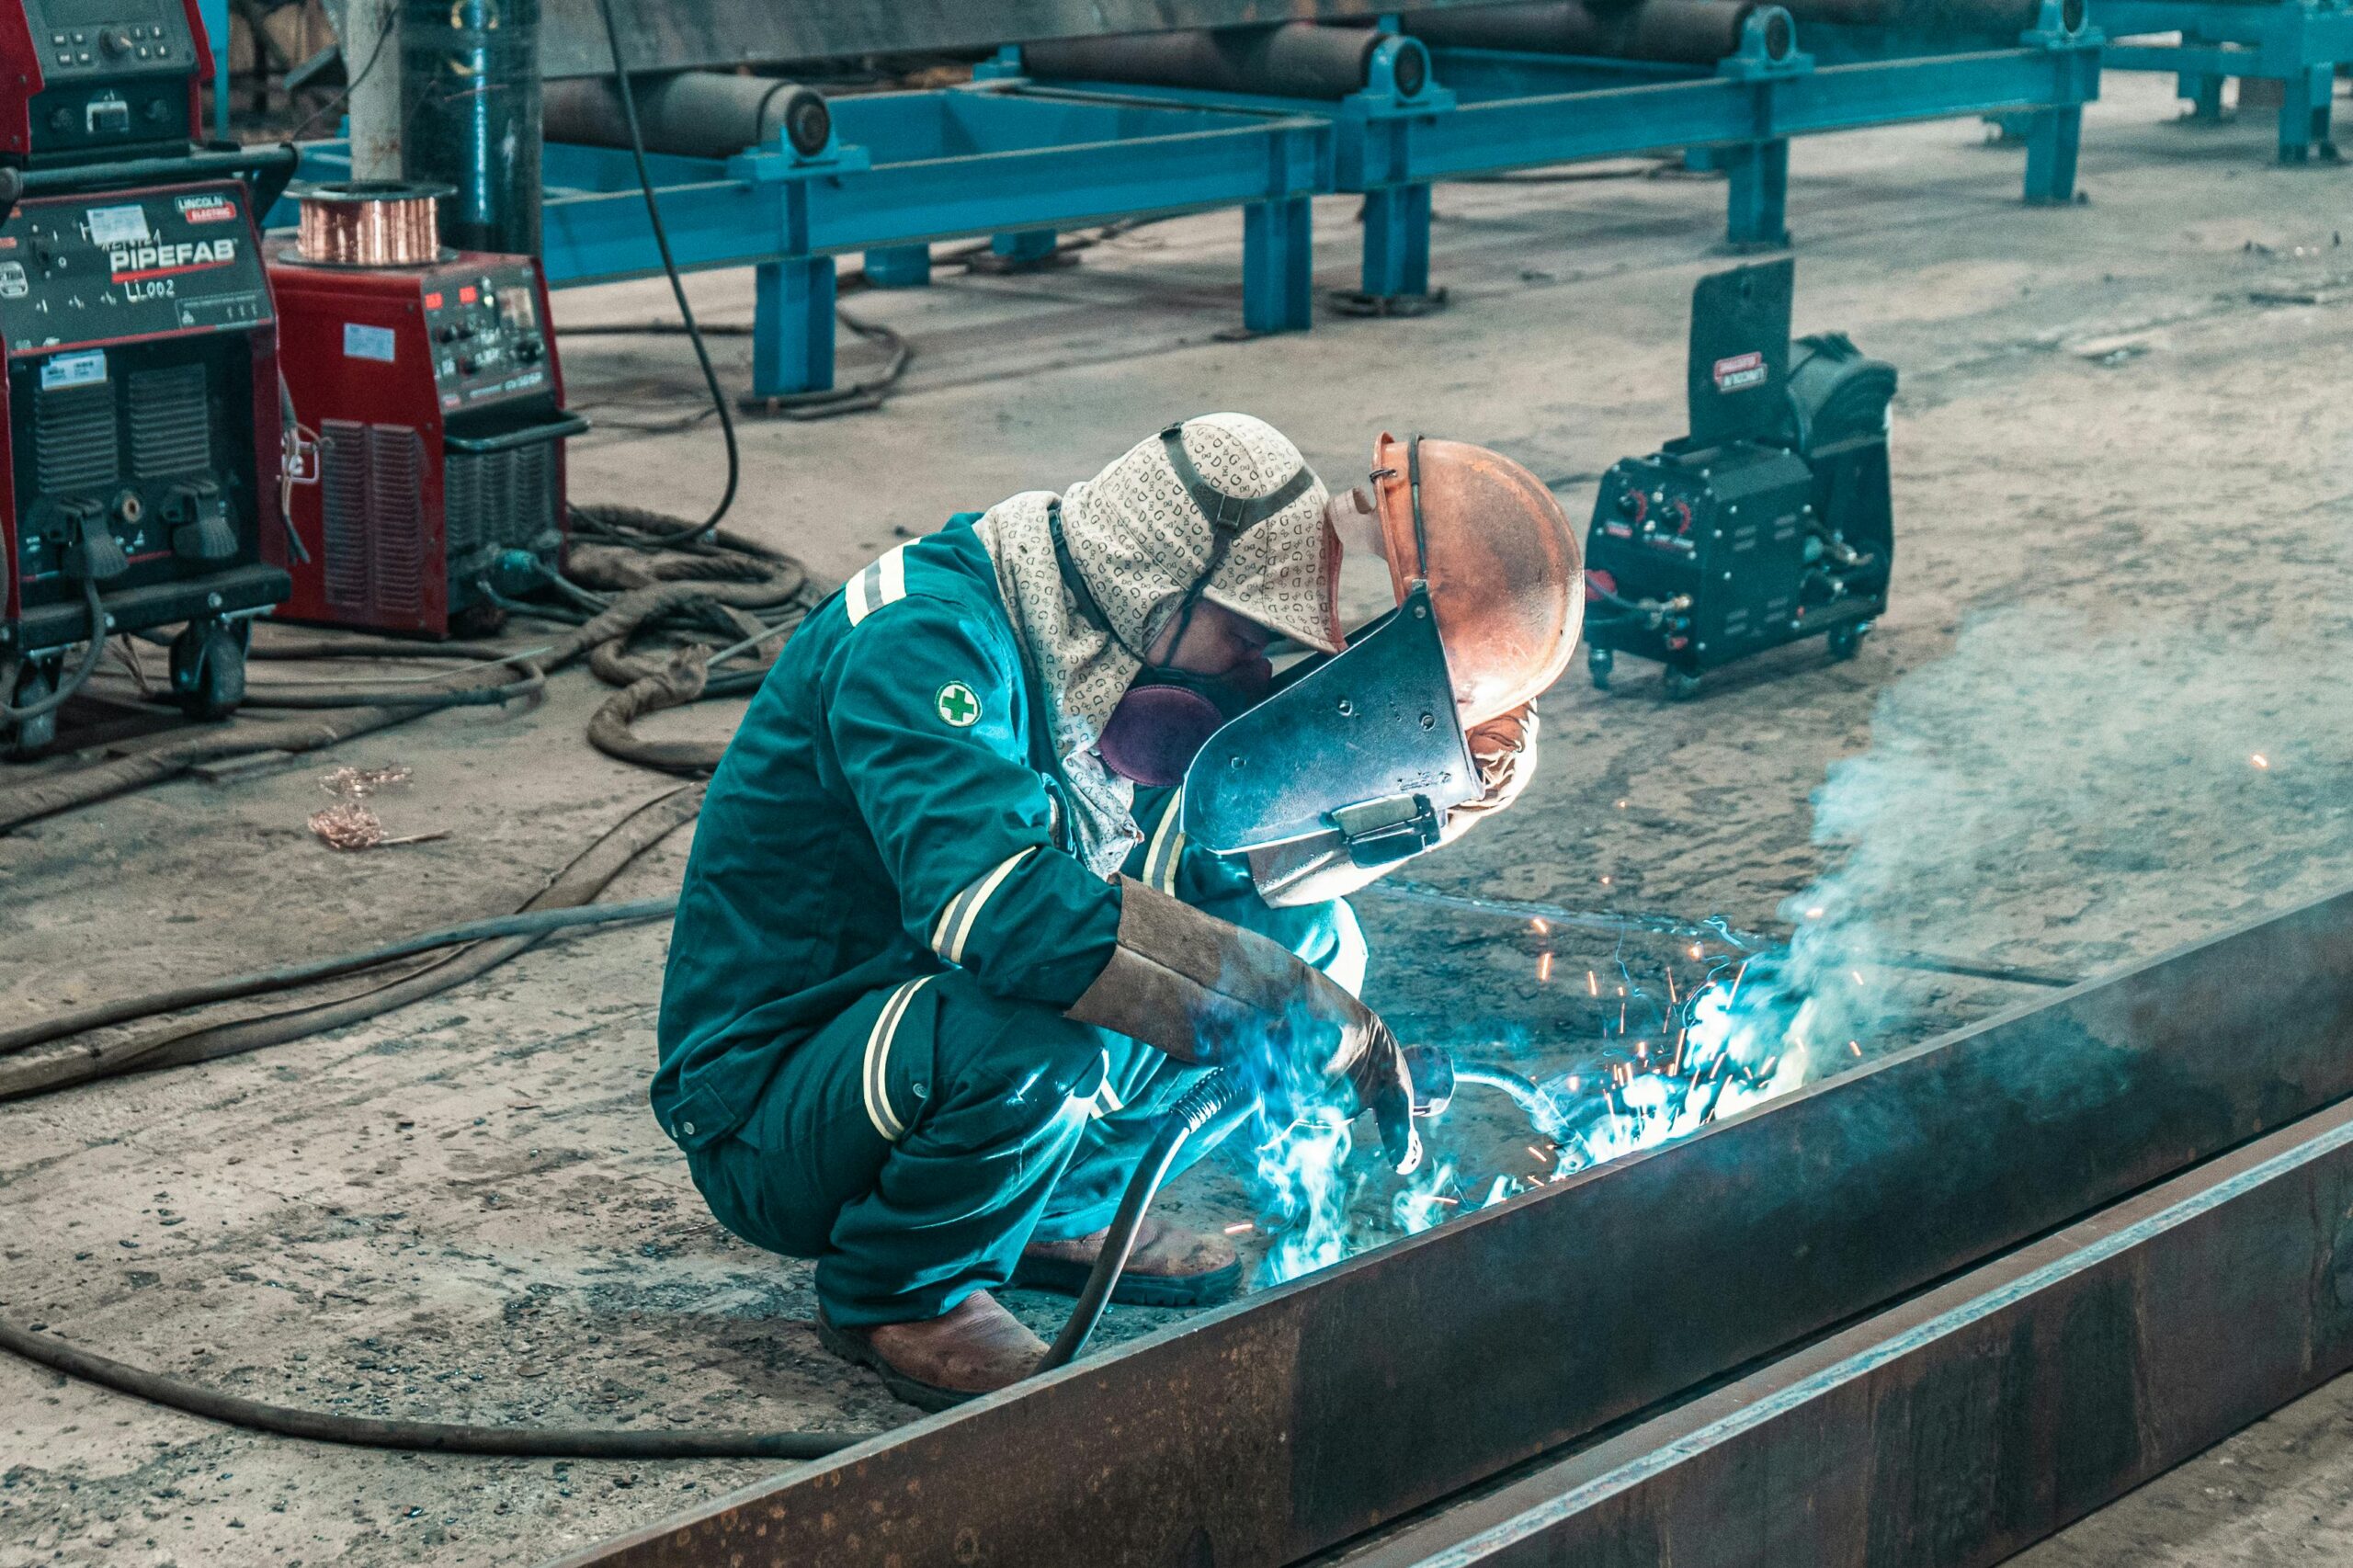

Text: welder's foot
xmin=815 ymin=1290 xmax=1044 ymax=1413
xmin=1014 ymin=1217 xmax=1243 ymax=1308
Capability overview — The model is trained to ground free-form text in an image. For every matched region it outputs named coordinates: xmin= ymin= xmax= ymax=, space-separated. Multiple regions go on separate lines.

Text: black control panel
xmin=0 ymin=186 xmax=270 ymax=354
xmin=21 ymin=0 xmax=199 ymax=163
xmin=418 ymin=262 xmax=551 ymax=411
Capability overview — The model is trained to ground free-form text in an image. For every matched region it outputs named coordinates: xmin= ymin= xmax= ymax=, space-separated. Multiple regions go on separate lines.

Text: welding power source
xmin=266 ymin=199 xmax=581 ymax=639
xmin=1582 ymin=257 xmax=1894 ymax=700
xmin=0 ymin=0 xmax=298 ymax=756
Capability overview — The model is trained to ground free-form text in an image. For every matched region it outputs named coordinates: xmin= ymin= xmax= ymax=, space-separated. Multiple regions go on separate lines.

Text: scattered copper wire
xmin=307 ymin=801 xmax=449 ymax=852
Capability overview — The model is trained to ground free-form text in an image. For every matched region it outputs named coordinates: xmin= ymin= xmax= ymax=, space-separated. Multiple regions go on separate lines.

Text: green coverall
xmin=655 ymin=518 xmax=1360 ymax=1328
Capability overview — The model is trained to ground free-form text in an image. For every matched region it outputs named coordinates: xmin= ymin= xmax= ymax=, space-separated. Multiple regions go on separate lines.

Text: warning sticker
xmin=1712 ymin=350 xmax=1767 ymax=392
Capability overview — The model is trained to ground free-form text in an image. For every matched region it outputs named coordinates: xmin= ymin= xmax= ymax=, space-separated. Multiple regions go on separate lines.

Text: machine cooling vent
xmin=445 ymin=442 xmax=558 ymax=561
xmin=34 ymin=383 xmax=119 ymax=498
xmin=128 ymin=364 xmax=212 ymax=479
xmin=319 ymin=419 xmax=426 ymax=618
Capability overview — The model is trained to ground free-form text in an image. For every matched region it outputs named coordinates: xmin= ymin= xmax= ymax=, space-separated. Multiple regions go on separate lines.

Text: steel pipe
xmin=543 ymin=73 xmax=833 ymax=160
xmin=1406 ymin=0 xmax=1781 ymax=66
xmin=551 ymin=883 xmax=2353 ymax=1568
xmin=1024 ymin=21 xmax=1423 ymax=99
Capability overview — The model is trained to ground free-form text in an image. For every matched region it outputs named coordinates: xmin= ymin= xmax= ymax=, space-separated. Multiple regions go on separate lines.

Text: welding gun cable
xmin=1452 ymin=1062 xmax=1568 ymax=1136
xmin=0 ymin=1314 xmax=874 ymax=1460
xmin=1039 ymin=1070 xmax=1260 ymax=1372
xmin=587 ymin=0 xmax=740 ymax=543
xmin=0 ymin=898 xmax=676 ymax=1059
xmin=0 ymin=576 xmax=108 ymax=724
xmin=0 ymin=786 xmax=705 ymax=1103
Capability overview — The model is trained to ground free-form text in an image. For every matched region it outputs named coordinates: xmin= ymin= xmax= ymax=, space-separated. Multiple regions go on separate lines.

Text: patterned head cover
xmin=973 ymin=414 xmax=1338 ymax=876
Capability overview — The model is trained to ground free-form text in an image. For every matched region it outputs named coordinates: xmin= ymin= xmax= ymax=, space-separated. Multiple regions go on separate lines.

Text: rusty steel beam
xmin=1350 ymin=1091 xmax=2353 ymax=1568
xmin=540 ymin=1 xmax=1490 ymax=78
xmin=548 ymin=885 xmax=2353 ymax=1568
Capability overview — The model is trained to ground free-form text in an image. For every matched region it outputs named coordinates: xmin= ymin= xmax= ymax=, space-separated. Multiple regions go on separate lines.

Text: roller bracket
xmin=2022 ymin=0 xmax=2098 ymax=45
xmin=1715 ymin=6 xmax=1812 ymax=77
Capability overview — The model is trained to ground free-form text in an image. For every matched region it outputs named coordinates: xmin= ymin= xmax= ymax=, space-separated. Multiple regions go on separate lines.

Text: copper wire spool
xmin=292 ymin=182 xmax=453 ymax=267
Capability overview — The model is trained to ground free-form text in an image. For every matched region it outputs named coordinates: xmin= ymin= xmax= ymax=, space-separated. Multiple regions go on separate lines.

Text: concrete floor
xmin=3 ymin=70 xmax=2352 ymax=1567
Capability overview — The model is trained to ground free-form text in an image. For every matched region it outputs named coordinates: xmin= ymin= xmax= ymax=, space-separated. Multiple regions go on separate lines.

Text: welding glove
xmin=1438 ymin=702 xmax=1540 ymax=846
xmin=1069 ymin=876 xmax=1423 ymax=1175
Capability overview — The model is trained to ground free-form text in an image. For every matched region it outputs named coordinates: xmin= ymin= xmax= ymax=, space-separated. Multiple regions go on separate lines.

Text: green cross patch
xmin=935 ymin=681 xmax=983 ymax=728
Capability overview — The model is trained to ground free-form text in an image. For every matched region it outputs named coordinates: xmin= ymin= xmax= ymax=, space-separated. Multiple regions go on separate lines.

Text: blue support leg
xmin=753 ymin=256 xmax=836 ymax=399
xmin=2182 ymin=70 xmax=2226 ymax=121
xmin=989 ymin=230 xmax=1059 ymax=268
xmin=2280 ymin=67 xmax=2337 ymax=163
xmin=1722 ymin=139 xmax=1789 ymax=250
xmin=2022 ymin=105 xmax=2083 ymax=204
xmin=863 ymin=244 xmax=933 ymax=288
xmin=1243 ymin=196 xmax=1313 ymax=335
xmin=1358 ymin=183 xmax=1431 ymax=301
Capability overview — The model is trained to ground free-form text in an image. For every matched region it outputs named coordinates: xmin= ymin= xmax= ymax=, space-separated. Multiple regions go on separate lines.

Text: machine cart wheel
xmin=1661 ymin=665 xmax=1703 ymax=702
xmin=1826 ymin=621 xmax=1868 ymax=662
xmin=2 ymin=659 xmax=58 ymax=759
xmin=170 ymin=619 xmax=249 ymax=722
xmin=1586 ymin=645 xmax=1614 ymax=690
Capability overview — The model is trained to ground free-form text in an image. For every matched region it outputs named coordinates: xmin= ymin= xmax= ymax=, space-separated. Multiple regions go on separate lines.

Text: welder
xmin=654 ymin=415 xmax=1579 ymax=1410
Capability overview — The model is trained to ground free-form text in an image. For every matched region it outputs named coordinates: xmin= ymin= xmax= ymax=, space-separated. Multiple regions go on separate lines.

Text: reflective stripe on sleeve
xmin=861 ymin=974 xmax=935 ymax=1142
xmin=1143 ymin=786 xmax=1187 ymax=895
xmin=929 ymin=847 xmax=1039 ymax=966
xmin=845 ymin=543 xmax=910 ymax=628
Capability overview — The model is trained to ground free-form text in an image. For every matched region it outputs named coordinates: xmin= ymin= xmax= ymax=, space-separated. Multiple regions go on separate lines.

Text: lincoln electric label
xmin=1712 ymin=351 xmax=1768 ymax=392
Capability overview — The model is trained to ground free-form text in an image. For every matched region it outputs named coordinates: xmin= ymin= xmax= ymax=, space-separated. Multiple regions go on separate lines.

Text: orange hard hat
xmin=1368 ymin=432 xmax=1584 ymax=725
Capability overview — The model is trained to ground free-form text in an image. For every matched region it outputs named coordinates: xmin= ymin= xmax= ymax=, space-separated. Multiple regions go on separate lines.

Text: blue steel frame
xmin=2088 ymin=0 xmax=2352 ymax=161
xmin=273 ymin=7 xmax=2097 ymax=401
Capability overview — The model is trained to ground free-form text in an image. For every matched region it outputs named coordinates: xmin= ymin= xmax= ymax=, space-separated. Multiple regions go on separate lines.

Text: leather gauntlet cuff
xmin=1066 ymin=875 xmax=1357 ymax=1073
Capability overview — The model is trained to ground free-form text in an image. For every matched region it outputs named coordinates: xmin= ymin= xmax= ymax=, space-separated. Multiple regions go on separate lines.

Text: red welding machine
xmin=0 ymin=0 xmax=298 ymax=756
xmin=266 ymin=183 xmax=582 ymax=638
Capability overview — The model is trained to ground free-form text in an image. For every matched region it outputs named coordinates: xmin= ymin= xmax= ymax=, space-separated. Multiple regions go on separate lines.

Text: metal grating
xmin=318 ymin=419 xmax=426 ymax=617
xmin=34 ymin=383 xmax=119 ymax=497
xmin=127 ymin=364 xmax=210 ymax=479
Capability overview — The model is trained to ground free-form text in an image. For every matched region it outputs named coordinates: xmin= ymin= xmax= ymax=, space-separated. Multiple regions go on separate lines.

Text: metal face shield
xmin=1178 ymin=581 xmax=1478 ymax=867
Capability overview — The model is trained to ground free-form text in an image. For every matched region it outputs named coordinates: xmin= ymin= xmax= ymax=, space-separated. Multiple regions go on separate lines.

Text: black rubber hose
xmin=0 ymin=897 xmax=676 ymax=1058
xmin=587 ymin=0 xmax=739 ymax=542
xmin=3 ymin=1032 xmax=1250 ymax=1455
xmin=0 ymin=1315 xmax=871 ymax=1460
xmin=1039 ymin=1070 xmax=1259 ymax=1372
xmin=0 ymin=786 xmax=704 ymax=1101
xmin=1 ymin=576 xmax=108 ymax=723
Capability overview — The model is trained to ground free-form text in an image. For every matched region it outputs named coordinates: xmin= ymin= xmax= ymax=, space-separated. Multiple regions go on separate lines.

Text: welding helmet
xmin=1364 ymin=432 xmax=1584 ymax=726
xmin=1180 ymin=434 xmax=1581 ymax=866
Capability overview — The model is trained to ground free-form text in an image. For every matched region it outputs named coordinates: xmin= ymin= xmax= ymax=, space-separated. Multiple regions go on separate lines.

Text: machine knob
xmin=515 ymin=339 xmax=541 ymax=362
xmin=457 ymin=355 xmax=478 ymax=374
xmin=99 ymin=28 xmax=131 ymax=55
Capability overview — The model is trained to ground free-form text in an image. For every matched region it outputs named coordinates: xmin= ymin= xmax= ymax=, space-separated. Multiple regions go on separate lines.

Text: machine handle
xmin=442 ymin=413 xmax=591 ymax=454
xmin=18 ymin=143 xmax=301 ymax=210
